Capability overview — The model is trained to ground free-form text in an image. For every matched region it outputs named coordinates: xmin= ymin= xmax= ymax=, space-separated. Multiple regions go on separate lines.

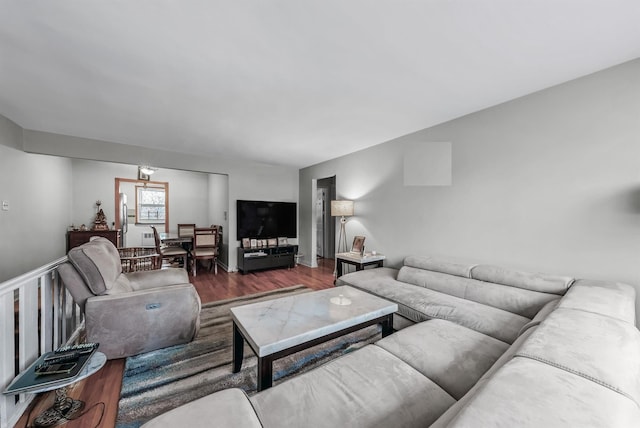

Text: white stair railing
xmin=0 ymin=257 xmax=83 ymax=428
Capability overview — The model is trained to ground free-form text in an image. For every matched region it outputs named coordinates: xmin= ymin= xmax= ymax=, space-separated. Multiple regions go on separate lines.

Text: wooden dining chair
xmin=177 ymin=223 xmax=196 ymax=239
xmin=191 ymin=227 xmax=220 ymax=276
xmin=151 ymin=226 xmax=189 ymax=270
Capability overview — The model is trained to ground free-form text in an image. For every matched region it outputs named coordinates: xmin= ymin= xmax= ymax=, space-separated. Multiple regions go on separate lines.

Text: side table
xmin=4 ymin=352 xmax=106 ymax=427
xmin=335 ymin=252 xmax=386 ymax=278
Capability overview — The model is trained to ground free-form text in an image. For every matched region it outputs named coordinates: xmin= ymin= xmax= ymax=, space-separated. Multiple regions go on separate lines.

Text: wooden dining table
xmin=159 ymin=232 xmax=193 ymax=244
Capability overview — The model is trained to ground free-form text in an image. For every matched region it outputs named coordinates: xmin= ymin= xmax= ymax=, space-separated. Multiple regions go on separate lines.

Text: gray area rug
xmin=116 ymin=285 xmax=381 ymax=428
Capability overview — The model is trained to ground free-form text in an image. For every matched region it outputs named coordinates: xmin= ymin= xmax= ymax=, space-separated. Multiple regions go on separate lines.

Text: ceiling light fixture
xmin=139 ymin=166 xmax=156 ymax=175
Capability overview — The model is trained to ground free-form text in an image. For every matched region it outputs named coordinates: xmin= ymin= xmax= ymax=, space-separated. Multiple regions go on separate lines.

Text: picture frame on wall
xmin=351 ymin=236 xmax=366 ymax=253
xmin=242 ymin=238 xmax=250 ymax=249
xmin=278 ymin=237 xmax=288 ymax=246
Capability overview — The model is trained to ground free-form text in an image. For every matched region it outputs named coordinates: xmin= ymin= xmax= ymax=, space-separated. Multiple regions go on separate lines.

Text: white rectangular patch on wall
xmin=404 ymin=141 xmax=452 ymax=186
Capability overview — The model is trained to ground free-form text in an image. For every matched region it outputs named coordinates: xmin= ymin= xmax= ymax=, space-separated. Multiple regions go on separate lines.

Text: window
xmin=136 ymin=185 xmax=166 ymax=224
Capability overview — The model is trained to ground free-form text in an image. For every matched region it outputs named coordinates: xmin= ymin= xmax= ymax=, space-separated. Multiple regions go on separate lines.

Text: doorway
xmin=114 ymin=177 xmax=169 ymax=247
xmin=316 ymin=176 xmax=336 ymax=260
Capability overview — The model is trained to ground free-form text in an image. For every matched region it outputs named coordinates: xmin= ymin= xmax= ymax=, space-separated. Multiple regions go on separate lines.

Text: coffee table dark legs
xmin=381 ymin=313 xmax=393 ymax=337
xmin=233 ymin=322 xmax=272 ymax=391
xmin=257 ymin=356 xmax=273 ymax=391
xmin=232 ymin=322 xmax=244 ymax=373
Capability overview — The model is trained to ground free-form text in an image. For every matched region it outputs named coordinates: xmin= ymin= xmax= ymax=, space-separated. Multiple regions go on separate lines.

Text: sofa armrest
xmin=85 ymin=283 xmax=201 ymax=359
xmin=142 ymin=389 xmax=262 ymax=428
xmin=125 ymin=267 xmax=190 ymax=290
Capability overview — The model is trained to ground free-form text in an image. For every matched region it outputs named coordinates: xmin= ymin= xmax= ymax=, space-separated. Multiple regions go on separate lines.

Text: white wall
xmin=300 ymin=58 xmax=640 ymax=319
xmin=0 ymin=117 xmax=73 ymax=281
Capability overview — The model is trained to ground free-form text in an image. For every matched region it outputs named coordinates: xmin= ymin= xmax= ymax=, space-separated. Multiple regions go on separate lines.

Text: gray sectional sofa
xmin=143 ymin=255 xmax=640 ymax=427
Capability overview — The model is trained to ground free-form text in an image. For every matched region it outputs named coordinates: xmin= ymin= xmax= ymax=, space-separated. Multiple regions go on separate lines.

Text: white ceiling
xmin=1 ymin=1 xmax=639 ymax=168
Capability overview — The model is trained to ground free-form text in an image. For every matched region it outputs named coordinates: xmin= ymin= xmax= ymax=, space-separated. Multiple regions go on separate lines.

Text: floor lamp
xmin=331 ymin=200 xmax=354 ymax=279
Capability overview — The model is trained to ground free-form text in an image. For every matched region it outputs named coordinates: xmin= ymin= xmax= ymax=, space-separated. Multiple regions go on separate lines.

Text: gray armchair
xmin=57 ymin=237 xmax=201 ymax=359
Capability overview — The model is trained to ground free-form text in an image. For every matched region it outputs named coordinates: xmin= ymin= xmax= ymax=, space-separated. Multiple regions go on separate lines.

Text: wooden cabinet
xmin=67 ymin=230 xmax=122 ymax=252
xmin=237 ymin=245 xmax=297 ymax=274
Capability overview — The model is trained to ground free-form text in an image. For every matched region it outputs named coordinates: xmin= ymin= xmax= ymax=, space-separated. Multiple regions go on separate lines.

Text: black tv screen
xmin=236 ymin=200 xmax=297 ymax=239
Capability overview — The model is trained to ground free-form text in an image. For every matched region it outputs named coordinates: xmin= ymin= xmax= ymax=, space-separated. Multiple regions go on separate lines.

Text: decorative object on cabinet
xmin=92 ymin=200 xmax=110 ymax=230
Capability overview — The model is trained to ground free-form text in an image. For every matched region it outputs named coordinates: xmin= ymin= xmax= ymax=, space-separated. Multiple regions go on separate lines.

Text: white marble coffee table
xmin=230 ymin=285 xmax=397 ymax=391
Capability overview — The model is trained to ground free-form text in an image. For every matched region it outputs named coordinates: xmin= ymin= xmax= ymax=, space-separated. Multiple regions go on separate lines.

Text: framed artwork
xmin=242 ymin=238 xmax=250 ymax=249
xmin=250 ymin=238 xmax=257 ymax=248
xmin=351 ymin=236 xmax=366 ymax=253
xmin=278 ymin=237 xmax=288 ymax=246
xmin=267 ymin=238 xmax=277 ymax=247
xmin=261 ymin=239 xmax=268 ymax=247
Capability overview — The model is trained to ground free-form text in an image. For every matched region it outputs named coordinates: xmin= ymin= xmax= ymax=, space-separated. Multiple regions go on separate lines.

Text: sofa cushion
xmin=375 ymin=320 xmax=508 ymax=400
xmin=517 ymin=297 xmax=560 ymax=336
xmin=342 ymin=275 xmax=528 ymax=344
xmin=403 ymin=255 xmax=476 ymax=278
xmin=515 ymin=308 xmax=640 ymax=406
xmin=557 ymin=279 xmax=636 ymax=324
xmin=397 ymin=267 xmax=559 ymax=319
xmin=445 ymin=358 xmax=640 ymax=427
xmin=68 ymin=237 xmax=123 ymax=294
xmin=336 ymin=266 xmax=399 ymax=288
xmin=141 ymin=388 xmax=262 ymax=428
xmin=470 ymin=264 xmax=573 ymax=294
xmin=250 ymin=345 xmax=455 ymax=428
xmin=56 ymin=262 xmax=95 ymax=310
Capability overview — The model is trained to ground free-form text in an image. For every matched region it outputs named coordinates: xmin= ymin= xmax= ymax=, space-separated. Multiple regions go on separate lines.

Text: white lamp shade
xmin=331 ymin=200 xmax=354 ymax=217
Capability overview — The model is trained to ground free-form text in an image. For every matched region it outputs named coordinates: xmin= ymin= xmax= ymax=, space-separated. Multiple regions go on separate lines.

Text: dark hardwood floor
xmin=17 ymin=258 xmax=335 ymax=428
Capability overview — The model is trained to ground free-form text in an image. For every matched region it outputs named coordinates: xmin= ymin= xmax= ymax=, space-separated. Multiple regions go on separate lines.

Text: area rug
xmin=115 ymin=285 xmax=382 ymax=428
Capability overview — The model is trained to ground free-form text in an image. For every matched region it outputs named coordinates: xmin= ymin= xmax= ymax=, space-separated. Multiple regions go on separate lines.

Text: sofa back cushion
xmin=445 ymin=357 xmax=640 ymax=427
xmin=516 ymin=307 xmax=640 ymax=407
xmin=403 ymin=255 xmax=476 ymax=278
xmin=397 ymin=266 xmax=560 ymax=319
xmin=470 ymin=264 xmax=573 ymax=295
xmin=56 ymin=262 xmax=95 ymax=310
xmin=68 ymin=237 xmax=123 ymax=295
xmin=558 ymin=279 xmax=636 ymax=324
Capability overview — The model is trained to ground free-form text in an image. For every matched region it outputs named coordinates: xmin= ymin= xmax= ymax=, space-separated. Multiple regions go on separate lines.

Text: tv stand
xmin=237 ymin=245 xmax=298 ymax=274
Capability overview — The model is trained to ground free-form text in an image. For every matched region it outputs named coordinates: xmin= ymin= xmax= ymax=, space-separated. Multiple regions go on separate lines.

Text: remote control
xmin=54 ymin=342 xmax=99 ymax=355
xmin=43 ymin=351 xmax=80 ymax=365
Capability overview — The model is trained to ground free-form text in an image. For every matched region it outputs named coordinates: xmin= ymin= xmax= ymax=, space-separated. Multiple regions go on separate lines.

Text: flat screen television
xmin=236 ymin=200 xmax=297 ymax=240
